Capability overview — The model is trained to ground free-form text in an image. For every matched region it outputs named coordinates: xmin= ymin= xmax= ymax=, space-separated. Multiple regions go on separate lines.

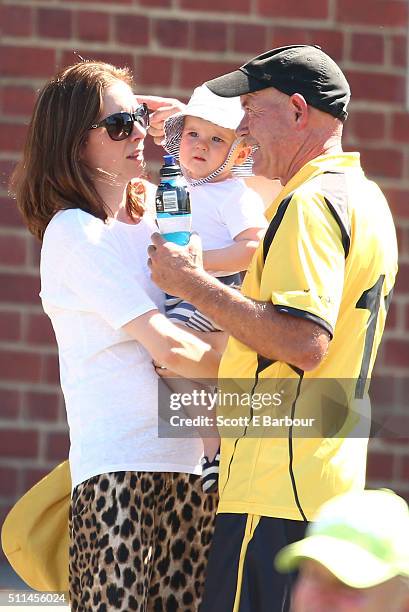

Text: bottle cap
xmin=163 ymin=154 xmax=176 ymax=166
xmin=160 ymin=154 xmax=182 ymax=178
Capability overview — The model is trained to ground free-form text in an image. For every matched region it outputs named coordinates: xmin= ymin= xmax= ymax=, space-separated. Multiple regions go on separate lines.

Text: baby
xmin=163 ymin=84 xmax=267 ymax=491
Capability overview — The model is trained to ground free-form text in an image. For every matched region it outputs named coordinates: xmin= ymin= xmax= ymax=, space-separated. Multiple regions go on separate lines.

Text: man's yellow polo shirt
xmin=217 ymin=152 xmax=398 ymax=521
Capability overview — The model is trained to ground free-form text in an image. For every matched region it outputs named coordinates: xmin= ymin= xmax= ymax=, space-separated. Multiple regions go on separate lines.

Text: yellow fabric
xmin=217 ymin=152 xmax=398 ymax=520
xmin=1 ymin=460 xmax=70 ymax=592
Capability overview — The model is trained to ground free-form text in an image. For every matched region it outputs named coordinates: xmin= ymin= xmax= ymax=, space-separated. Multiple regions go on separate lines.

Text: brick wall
xmin=0 ymin=0 xmax=408 ymax=538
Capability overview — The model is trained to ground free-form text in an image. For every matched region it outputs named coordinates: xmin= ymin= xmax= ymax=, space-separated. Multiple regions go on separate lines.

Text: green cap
xmin=275 ymin=489 xmax=409 ymax=589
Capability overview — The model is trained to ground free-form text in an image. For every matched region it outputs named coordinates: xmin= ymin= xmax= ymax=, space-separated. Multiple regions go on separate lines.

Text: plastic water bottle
xmin=155 ymin=155 xmax=191 ymax=246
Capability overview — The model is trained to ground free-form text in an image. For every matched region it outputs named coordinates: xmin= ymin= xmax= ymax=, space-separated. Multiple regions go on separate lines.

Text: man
xmin=275 ymin=489 xmax=409 ymax=612
xmin=148 ymin=45 xmax=398 ymax=611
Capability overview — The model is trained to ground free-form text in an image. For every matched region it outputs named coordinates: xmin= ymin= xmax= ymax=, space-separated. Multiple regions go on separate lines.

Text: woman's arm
xmin=123 ymin=309 xmax=221 ymax=379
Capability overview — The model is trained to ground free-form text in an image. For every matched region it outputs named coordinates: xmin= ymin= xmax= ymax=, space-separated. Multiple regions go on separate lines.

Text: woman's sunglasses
xmin=89 ymin=103 xmax=150 ymax=141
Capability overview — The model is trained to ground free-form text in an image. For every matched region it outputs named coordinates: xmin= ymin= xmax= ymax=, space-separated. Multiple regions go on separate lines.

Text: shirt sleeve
xmin=262 ymin=191 xmax=346 ymax=337
xmin=221 ymin=184 xmax=267 ymax=240
xmin=62 ymin=232 xmax=158 ymax=330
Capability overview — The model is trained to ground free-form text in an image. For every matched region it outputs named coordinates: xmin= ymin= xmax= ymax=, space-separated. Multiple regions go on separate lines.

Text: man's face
xmin=238 ymin=88 xmax=294 ymax=182
xmin=292 ymin=560 xmax=409 ymax=612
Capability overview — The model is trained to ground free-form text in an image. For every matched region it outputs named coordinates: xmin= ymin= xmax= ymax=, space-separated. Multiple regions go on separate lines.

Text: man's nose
xmin=236 ymin=115 xmax=249 ymax=138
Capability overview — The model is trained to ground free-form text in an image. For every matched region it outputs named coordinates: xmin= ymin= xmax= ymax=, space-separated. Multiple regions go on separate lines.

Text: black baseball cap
xmin=206 ymin=45 xmax=351 ymax=121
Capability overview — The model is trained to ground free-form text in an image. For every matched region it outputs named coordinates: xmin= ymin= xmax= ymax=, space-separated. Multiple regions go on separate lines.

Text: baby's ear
xmin=234 ymin=144 xmax=252 ymax=166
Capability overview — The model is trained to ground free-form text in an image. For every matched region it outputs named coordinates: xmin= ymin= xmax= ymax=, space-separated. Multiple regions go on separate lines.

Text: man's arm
xmin=148 ymin=234 xmax=330 ymax=372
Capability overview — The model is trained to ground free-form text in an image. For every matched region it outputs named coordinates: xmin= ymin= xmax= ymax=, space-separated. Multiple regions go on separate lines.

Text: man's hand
xmin=148 ymin=232 xmax=203 ymax=297
xmin=136 ymin=95 xmax=186 ymax=145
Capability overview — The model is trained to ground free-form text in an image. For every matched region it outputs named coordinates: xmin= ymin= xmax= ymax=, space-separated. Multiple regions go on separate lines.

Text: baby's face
xmin=179 ymin=116 xmax=236 ymax=180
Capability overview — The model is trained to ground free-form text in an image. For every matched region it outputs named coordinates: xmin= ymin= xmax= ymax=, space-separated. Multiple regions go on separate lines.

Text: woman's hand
xmin=136 ymin=95 xmax=185 ymax=145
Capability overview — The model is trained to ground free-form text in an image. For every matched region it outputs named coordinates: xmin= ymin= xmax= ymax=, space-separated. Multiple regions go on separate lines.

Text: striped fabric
xmin=165 ymin=272 xmax=242 ymax=332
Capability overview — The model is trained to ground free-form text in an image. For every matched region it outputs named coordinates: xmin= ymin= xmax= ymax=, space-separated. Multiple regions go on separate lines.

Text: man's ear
xmin=290 ymin=93 xmax=309 ymax=128
xmin=234 ymin=145 xmax=252 ymax=166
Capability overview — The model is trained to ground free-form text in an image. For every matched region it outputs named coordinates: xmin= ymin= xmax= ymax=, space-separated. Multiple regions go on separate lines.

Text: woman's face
xmin=82 ymin=80 xmax=146 ymax=185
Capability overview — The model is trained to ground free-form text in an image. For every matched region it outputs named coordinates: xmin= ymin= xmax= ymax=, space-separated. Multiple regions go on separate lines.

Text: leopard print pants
xmin=69 ymin=471 xmax=217 ymax=611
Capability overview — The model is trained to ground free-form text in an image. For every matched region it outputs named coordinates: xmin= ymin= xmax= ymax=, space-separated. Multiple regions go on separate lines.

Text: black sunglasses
xmin=89 ymin=103 xmax=150 ymax=141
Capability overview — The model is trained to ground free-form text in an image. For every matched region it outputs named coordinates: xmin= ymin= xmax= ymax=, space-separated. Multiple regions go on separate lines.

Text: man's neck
xmin=282 ymin=139 xmax=343 ymax=186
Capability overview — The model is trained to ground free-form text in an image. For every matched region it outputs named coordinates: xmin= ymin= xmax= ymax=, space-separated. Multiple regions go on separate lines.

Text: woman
xmin=12 ymin=61 xmax=219 ymax=611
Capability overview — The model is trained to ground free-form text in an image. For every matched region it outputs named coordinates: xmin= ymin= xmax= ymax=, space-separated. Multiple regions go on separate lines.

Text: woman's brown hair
xmin=11 ymin=61 xmax=145 ymax=240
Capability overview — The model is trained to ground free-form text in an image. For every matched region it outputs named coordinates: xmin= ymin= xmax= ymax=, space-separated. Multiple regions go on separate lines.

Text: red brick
xmin=27 ymin=235 xmax=41 ymax=267
xmin=0 ymin=196 xmax=24 ymax=229
xmin=366 ymin=451 xmax=395 ymax=480
xmin=0 ymin=123 xmax=28 ymax=152
xmin=336 ymin=0 xmax=408 ymax=27
xmin=77 ymin=11 xmax=110 ymax=43
xmin=395 ymin=226 xmax=405 ymax=253
xmin=37 ymin=8 xmax=72 ymax=39
xmin=41 ymin=353 xmax=60 ymax=385
xmin=360 ymin=148 xmax=403 ymax=180
xmin=22 ymin=468 xmax=50 ymax=492
xmin=0 ymin=46 xmax=56 ymax=78
xmin=370 ymin=375 xmax=400 ymax=408
xmin=349 ymin=111 xmax=385 ymax=140
xmin=25 ymin=313 xmax=56 ymax=345
xmin=351 ymin=33 xmax=384 ymax=64
xmin=395 ymin=264 xmax=409 ymax=294
xmin=258 ymin=0 xmax=328 ymax=19
xmin=0 ymin=388 xmax=21 ymax=419
xmin=0 ymin=311 xmax=21 ymax=342
xmin=62 ymin=0 xmax=131 ymax=3
xmin=0 ymin=350 xmax=42 ymax=383
xmin=153 ymin=19 xmax=189 ymax=49
xmin=60 ymin=50 xmax=135 ymax=74
xmin=346 ymin=71 xmax=405 ymax=104
xmin=379 ymin=415 xmax=409 ymax=444
xmin=0 ymin=234 xmax=27 ymax=266
xmin=45 ymin=431 xmax=70 ymax=462
xmin=384 ymin=339 xmax=409 ymax=368
xmin=25 ymin=391 xmax=60 ymax=422
xmin=384 ymin=301 xmax=397 ymax=330
xmin=181 ymin=0 xmax=250 ymax=12
xmin=2 ymin=86 xmax=37 ymax=117
xmin=179 ymin=59 xmax=238 ymax=90
xmin=392 ymin=35 xmax=407 ymax=68
xmin=0 ymin=429 xmax=39 ymax=459
xmin=139 ymin=0 xmax=172 ymax=4
xmin=0 ymin=272 xmax=40 ymax=304
xmin=386 ymin=189 xmax=409 ymax=219
xmin=139 ymin=55 xmax=173 ymax=87
xmin=392 ymin=113 xmax=409 ymax=143
xmin=233 ymin=24 xmax=267 ymax=55
xmin=0 ymin=467 xmax=18 ymax=497
xmin=400 ymin=457 xmax=409 ymax=480
xmin=0 ymin=160 xmax=17 ymax=190
xmin=114 ymin=14 xmax=149 ymax=47
xmin=0 ymin=5 xmax=33 ymax=37
xmin=192 ymin=22 xmax=228 ymax=52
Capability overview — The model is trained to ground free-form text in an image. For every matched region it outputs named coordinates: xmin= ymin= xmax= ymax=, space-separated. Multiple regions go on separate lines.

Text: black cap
xmin=206 ymin=45 xmax=351 ymax=121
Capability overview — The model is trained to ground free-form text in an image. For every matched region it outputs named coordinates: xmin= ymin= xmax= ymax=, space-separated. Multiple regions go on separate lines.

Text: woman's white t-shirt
xmin=40 ymin=208 xmax=202 ymax=489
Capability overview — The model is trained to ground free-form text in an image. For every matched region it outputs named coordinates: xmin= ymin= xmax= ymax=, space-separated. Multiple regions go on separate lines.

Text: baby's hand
xmin=136 ymin=95 xmax=185 ymax=145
